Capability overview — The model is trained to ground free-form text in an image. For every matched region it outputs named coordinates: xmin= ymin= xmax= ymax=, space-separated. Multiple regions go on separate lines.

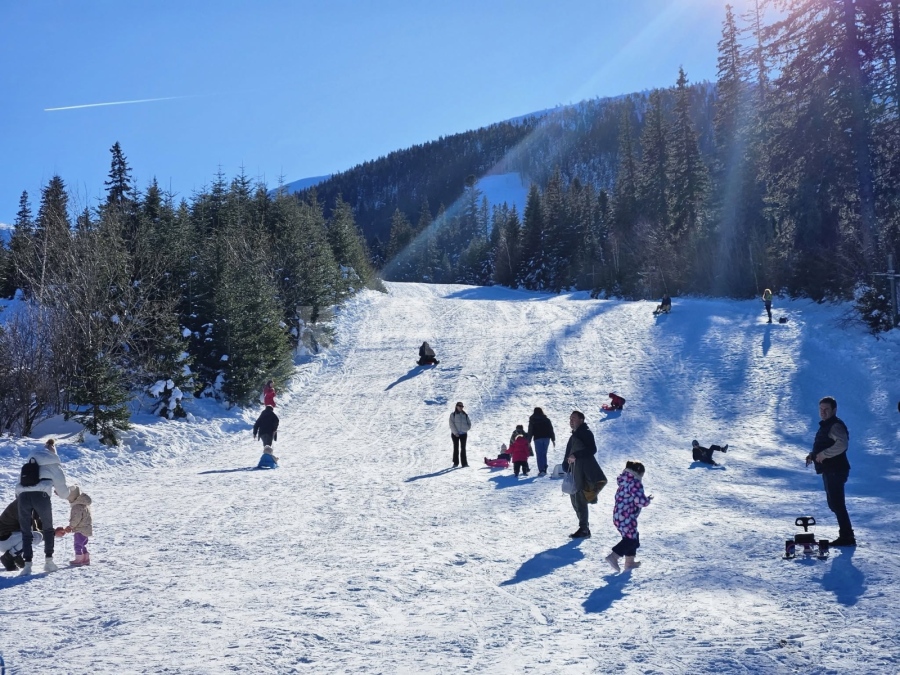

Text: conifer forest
xmin=2 ymin=1 xmax=899 ymax=439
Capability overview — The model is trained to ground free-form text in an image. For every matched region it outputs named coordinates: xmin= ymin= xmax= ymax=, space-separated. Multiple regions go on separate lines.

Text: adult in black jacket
xmin=564 ymin=411 xmax=607 ymax=539
xmin=0 ymin=499 xmax=41 ymax=571
xmin=805 ymin=396 xmax=855 ymax=547
xmin=253 ymin=405 xmax=280 ymax=447
xmin=527 ymin=407 xmax=556 ymax=476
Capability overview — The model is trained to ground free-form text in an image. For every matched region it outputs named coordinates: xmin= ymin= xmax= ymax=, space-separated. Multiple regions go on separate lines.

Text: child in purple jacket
xmin=606 ymin=461 xmax=652 ymax=572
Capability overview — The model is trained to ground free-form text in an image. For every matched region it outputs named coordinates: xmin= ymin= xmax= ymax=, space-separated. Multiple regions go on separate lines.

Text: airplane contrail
xmin=44 ymin=95 xmax=186 ymax=112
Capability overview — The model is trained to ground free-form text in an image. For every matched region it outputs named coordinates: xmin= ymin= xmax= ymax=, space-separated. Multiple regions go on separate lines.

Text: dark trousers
xmin=765 ymin=301 xmax=772 ymax=322
xmin=570 ymin=489 xmax=589 ymax=531
xmin=513 ymin=460 xmax=530 ymax=476
xmin=613 ymin=534 xmax=640 ymax=557
xmin=259 ymin=433 xmax=274 ymax=447
xmin=18 ymin=491 xmax=54 ymax=561
xmin=533 ymin=437 xmax=551 ymax=473
xmin=822 ymin=470 xmax=853 ymax=537
xmin=452 ymin=433 xmax=468 ymax=466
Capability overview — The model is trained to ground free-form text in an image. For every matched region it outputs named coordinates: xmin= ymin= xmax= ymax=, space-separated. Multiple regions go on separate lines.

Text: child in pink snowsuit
xmin=263 ymin=380 xmax=277 ymax=407
xmin=606 ymin=461 xmax=652 ymax=572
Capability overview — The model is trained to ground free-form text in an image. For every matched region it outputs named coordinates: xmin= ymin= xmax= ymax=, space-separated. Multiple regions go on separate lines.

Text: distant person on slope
xmin=16 ymin=438 xmax=70 ymax=575
xmin=253 ymin=405 xmax=280 ymax=448
xmin=449 ymin=402 xmax=471 ymax=468
xmin=564 ymin=411 xmax=607 ymax=539
xmin=262 ymin=380 xmax=277 ymax=407
xmin=762 ymin=288 xmax=773 ymax=323
xmin=691 ymin=440 xmax=728 ymax=466
xmin=653 ymin=294 xmax=672 ymax=315
xmin=527 ymin=407 xmax=556 ymax=476
xmin=805 ymin=396 xmax=855 ymax=547
xmin=418 ymin=341 xmax=439 ymax=366
xmin=606 ymin=461 xmax=653 ymax=572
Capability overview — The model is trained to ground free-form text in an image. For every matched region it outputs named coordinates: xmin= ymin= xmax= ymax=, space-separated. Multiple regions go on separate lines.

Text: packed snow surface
xmin=1 ymin=283 xmax=899 ymax=674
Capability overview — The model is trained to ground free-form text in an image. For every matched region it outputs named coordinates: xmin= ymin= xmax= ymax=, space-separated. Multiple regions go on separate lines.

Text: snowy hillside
xmin=1 ymin=283 xmax=899 ymax=674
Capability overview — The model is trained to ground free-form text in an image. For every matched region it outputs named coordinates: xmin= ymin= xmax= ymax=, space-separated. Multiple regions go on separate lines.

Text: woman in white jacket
xmin=16 ymin=439 xmax=70 ymax=575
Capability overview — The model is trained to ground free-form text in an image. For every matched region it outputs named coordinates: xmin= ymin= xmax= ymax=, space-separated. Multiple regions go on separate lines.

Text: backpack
xmin=20 ymin=458 xmax=41 ymax=487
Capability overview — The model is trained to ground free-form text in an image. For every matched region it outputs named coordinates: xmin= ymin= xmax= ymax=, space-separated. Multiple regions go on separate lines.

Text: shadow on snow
xmin=499 ymin=540 xmax=586 ymax=586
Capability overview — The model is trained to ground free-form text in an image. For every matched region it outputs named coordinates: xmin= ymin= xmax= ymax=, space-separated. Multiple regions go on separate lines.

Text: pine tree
xmin=6 ymin=191 xmax=33 ymax=297
xmin=668 ymin=68 xmax=709 ymax=244
xmin=33 ymin=176 xmax=71 ymax=302
xmin=328 ymin=196 xmax=379 ymax=292
xmin=517 ymin=184 xmax=549 ymax=289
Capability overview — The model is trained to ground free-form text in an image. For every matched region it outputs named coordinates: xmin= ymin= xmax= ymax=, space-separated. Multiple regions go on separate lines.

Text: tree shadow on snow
xmin=819 ymin=548 xmax=865 ymax=606
xmin=198 ymin=467 xmax=257 ymax=475
xmin=404 ymin=467 xmax=458 ymax=482
xmin=385 ymin=366 xmax=429 ymax=391
xmin=488 ymin=474 xmax=537 ymax=489
xmin=583 ymin=573 xmax=632 ymax=613
xmin=499 ymin=540 xmax=585 ymax=586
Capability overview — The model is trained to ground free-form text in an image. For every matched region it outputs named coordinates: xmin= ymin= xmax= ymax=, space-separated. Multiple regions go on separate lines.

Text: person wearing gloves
xmin=63 ymin=485 xmax=93 ymax=566
xmin=16 ymin=438 xmax=70 ymax=575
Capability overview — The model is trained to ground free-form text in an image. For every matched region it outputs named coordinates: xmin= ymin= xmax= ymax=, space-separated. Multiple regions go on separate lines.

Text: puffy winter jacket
xmin=16 ymin=450 xmax=69 ymax=500
xmin=508 ymin=436 xmax=531 ymax=462
xmin=263 ymin=384 xmax=277 ymax=407
xmin=810 ymin=415 xmax=850 ymax=475
xmin=253 ymin=408 xmax=280 ymax=437
xmin=613 ymin=469 xmax=651 ymax=538
xmin=527 ymin=414 xmax=555 ymax=443
xmin=67 ymin=487 xmax=93 ymax=537
xmin=449 ymin=411 xmax=471 ymax=436
xmin=563 ymin=423 xmax=606 ymax=490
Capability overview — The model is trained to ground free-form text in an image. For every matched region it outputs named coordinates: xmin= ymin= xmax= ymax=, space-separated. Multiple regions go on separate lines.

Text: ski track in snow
xmin=1 ymin=283 xmax=899 ymax=674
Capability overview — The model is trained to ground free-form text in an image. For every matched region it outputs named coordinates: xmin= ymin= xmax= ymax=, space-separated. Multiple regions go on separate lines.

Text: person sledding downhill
xmin=691 ymin=439 xmax=728 ymax=466
xmin=653 ymin=293 xmax=672 ymax=315
xmin=484 ymin=444 xmax=511 ymax=469
xmin=417 ymin=341 xmax=439 ymax=366
xmin=602 ymin=393 xmax=626 ymax=412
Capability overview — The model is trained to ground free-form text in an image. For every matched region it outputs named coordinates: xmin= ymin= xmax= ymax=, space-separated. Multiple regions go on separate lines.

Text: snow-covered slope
xmin=1 ymin=283 xmax=899 ymax=674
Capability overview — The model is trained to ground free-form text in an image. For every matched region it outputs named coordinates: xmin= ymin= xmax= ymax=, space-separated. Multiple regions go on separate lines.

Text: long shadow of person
xmin=762 ymin=324 xmax=772 ymax=356
xmin=688 ymin=461 xmax=726 ymax=471
xmin=488 ymin=474 xmax=536 ymax=489
xmin=405 ymin=467 xmax=458 ymax=482
xmin=597 ymin=410 xmax=622 ymax=424
xmin=198 ymin=467 xmax=257 ymax=475
xmin=820 ymin=548 xmax=865 ymax=606
xmin=385 ymin=366 xmax=429 ymax=391
xmin=499 ymin=540 xmax=586 ymax=586
xmin=583 ymin=572 xmax=633 ymax=613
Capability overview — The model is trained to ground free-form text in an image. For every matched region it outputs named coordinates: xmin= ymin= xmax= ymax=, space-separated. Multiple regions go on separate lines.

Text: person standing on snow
xmin=563 ymin=411 xmax=607 ymax=539
xmin=527 ymin=407 xmax=556 ymax=476
xmin=762 ymin=288 xmax=773 ymax=323
xmin=262 ymin=380 xmax=277 ymax=407
xmin=805 ymin=396 xmax=855 ymax=547
xmin=606 ymin=461 xmax=653 ymax=572
xmin=449 ymin=402 xmax=471 ymax=468
xmin=253 ymin=405 xmax=280 ymax=448
xmin=16 ymin=438 xmax=70 ymax=575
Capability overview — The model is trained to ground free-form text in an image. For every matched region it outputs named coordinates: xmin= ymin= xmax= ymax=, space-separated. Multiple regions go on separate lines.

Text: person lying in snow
xmin=691 ymin=440 xmax=728 ymax=465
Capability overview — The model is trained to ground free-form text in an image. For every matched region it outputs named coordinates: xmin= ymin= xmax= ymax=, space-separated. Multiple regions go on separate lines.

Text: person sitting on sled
xmin=691 ymin=439 xmax=728 ymax=466
xmin=257 ymin=445 xmax=279 ymax=469
xmin=417 ymin=341 xmax=439 ymax=366
xmin=605 ymin=393 xmax=626 ymax=411
xmin=484 ymin=443 xmax=512 ymax=468
xmin=654 ymin=294 xmax=672 ymax=315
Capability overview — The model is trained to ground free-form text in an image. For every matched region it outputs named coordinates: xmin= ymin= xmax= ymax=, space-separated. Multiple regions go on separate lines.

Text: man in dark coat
xmin=806 ymin=396 xmax=855 ymax=547
xmin=564 ymin=411 xmax=607 ymax=539
xmin=253 ymin=405 xmax=280 ymax=447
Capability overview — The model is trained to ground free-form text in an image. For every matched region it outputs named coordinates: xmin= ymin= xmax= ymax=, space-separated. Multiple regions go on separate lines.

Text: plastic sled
xmin=484 ymin=457 xmax=510 ymax=468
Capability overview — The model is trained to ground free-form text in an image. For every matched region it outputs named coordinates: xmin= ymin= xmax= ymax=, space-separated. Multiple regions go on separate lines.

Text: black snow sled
xmin=783 ymin=516 xmax=829 ymax=560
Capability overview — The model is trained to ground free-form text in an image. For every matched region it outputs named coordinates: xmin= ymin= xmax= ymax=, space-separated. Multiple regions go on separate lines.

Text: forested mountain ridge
xmin=297 ymin=1 xmax=900 ymax=325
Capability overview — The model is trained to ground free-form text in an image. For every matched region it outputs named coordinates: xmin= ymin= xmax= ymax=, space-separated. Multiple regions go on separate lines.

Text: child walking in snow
xmin=606 ymin=461 xmax=652 ymax=572
xmin=257 ymin=445 xmax=279 ymax=469
xmin=262 ymin=380 xmax=277 ymax=407
xmin=64 ymin=485 xmax=93 ymax=566
xmin=508 ymin=433 xmax=532 ymax=476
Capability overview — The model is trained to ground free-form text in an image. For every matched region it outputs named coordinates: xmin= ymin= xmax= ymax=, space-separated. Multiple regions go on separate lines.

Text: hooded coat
xmin=613 ymin=469 xmax=651 ymax=538
xmin=16 ymin=449 xmax=69 ymax=500
xmin=67 ymin=486 xmax=93 ymax=537
xmin=508 ymin=436 xmax=532 ymax=463
xmin=563 ymin=422 xmax=606 ymax=491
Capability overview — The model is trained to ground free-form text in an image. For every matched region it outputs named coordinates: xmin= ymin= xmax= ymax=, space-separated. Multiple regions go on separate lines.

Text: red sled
xmin=484 ymin=457 xmax=510 ymax=468
xmin=601 ymin=404 xmax=623 ymax=412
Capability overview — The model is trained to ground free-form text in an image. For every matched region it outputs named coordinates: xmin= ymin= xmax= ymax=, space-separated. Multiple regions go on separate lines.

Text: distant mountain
xmin=0 ymin=222 xmax=11 ymax=244
xmin=280 ymin=174 xmax=331 ymax=194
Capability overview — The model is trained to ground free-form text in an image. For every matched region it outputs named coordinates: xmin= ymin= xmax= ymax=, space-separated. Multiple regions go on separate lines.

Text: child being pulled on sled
xmin=258 ymin=445 xmax=279 ymax=469
xmin=606 ymin=461 xmax=652 ymax=573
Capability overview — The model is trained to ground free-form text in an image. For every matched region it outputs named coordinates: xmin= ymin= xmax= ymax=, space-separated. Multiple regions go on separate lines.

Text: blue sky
xmin=0 ymin=0 xmax=742 ymax=224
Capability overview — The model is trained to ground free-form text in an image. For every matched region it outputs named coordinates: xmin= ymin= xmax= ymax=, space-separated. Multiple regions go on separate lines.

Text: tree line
xmin=0 ymin=143 xmax=380 ymax=442
xmin=306 ymin=1 xmax=900 ymax=327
